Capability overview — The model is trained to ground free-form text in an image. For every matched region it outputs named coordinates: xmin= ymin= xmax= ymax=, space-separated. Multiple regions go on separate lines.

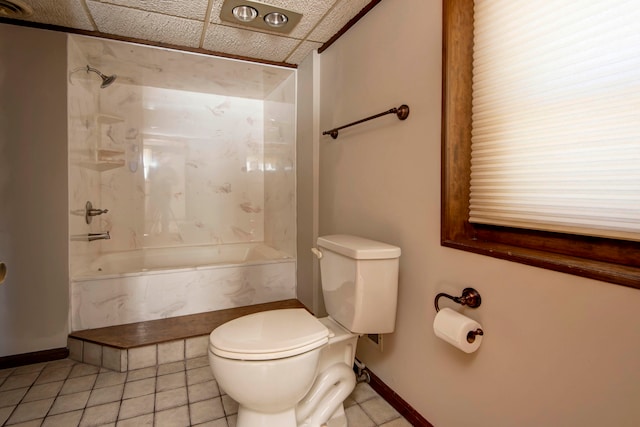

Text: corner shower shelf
xmin=97 ymin=148 xmax=125 ymax=158
xmin=80 ymin=158 xmax=125 ymax=172
xmin=80 ymin=148 xmax=126 ymax=171
xmin=97 ymin=114 xmax=125 ymax=125
xmin=80 ymin=114 xmax=126 ymax=171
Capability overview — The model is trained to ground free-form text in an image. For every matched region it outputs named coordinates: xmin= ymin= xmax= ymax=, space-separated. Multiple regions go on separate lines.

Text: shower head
xmin=86 ymin=65 xmax=117 ymax=89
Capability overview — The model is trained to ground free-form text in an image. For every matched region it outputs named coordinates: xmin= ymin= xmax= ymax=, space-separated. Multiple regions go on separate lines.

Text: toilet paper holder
xmin=435 ymin=288 xmax=483 ymax=343
xmin=434 ymin=287 xmax=482 ymax=312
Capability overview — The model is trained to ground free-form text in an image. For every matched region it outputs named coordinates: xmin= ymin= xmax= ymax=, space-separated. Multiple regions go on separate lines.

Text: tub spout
xmin=88 ymin=232 xmax=110 ymax=242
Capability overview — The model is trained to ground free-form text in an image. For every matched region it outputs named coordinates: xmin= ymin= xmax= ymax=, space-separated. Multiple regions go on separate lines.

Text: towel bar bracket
xmin=395 ymin=104 xmax=410 ymax=120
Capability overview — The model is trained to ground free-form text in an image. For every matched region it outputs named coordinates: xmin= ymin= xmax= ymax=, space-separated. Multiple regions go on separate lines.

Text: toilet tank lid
xmin=317 ymin=235 xmax=401 ymax=259
xmin=209 ymin=309 xmax=329 ymax=360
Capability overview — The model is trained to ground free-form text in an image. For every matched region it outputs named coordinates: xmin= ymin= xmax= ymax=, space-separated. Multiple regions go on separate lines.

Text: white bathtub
xmin=76 ymin=243 xmax=291 ymax=278
xmin=70 ymin=243 xmax=296 ymax=330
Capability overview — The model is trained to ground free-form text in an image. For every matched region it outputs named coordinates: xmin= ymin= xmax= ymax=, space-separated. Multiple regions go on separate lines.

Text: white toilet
xmin=208 ymin=234 xmax=401 ymax=427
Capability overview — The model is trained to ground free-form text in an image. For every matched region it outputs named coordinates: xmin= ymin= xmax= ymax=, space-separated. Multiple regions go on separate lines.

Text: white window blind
xmin=470 ymin=0 xmax=640 ymax=241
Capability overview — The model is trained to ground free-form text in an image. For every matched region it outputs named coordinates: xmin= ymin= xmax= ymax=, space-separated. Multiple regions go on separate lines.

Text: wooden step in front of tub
xmin=69 ymin=299 xmax=305 ymax=349
xmin=67 ymin=299 xmax=307 ymax=372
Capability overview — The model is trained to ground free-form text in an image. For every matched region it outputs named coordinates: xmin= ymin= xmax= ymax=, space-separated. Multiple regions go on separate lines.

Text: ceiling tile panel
xmin=15 ymin=0 xmax=95 ymax=31
xmin=308 ymin=0 xmax=372 ymax=43
xmin=286 ymin=40 xmax=322 ymax=65
xmin=86 ymin=1 xmax=203 ymax=48
xmin=203 ymin=24 xmax=300 ymax=63
xmin=1 ymin=0 xmax=379 ymax=65
xmin=94 ymin=0 xmax=211 ymax=21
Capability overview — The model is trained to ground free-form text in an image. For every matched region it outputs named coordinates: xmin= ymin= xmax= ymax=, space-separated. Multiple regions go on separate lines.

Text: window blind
xmin=470 ymin=0 xmax=640 ymax=241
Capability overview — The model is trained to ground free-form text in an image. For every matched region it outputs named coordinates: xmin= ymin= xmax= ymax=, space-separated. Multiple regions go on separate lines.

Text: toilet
xmin=208 ymin=234 xmax=401 ymax=427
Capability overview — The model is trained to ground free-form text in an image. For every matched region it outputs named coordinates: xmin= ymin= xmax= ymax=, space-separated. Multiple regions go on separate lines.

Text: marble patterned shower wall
xmin=264 ymin=74 xmax=296 ymax=255
xmin=68 ymin=36 xmax=101 ymax=276
xmin=67 ymin=34 xmax=296 ymax=277
xmin=97 ymin=85 xmax=266 ymax=252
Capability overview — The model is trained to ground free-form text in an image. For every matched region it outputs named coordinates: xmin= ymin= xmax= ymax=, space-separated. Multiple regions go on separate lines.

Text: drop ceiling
xmin=1 ymin=0 xmax=378 ymax=66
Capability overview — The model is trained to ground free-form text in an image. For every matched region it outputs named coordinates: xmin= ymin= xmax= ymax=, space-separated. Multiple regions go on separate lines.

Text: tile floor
xmin=0 ymin=357 xmax=412 ymax=427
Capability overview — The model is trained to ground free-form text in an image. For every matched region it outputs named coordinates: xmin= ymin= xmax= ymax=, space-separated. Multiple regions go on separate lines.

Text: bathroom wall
xmin=68 ymin=35 xmax=297 ymax=277
xmin=264 ymin=73 xmax=297 ymax=256
xmin=68 ymin=36 xmax=102 ymax=276
xmin=295 ymin=51 xmax=321 ymax=311
xmin=315 ymin=1 xmax=640 ymax=426
xmin=0 ymin=24 xmax=69 ymax=357
xmin=96 ymin=85 xmax=266 ymax=251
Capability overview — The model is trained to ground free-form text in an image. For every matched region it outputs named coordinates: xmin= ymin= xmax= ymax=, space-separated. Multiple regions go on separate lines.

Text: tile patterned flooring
xmin=0 ymin=357 xmax=412 ymax=427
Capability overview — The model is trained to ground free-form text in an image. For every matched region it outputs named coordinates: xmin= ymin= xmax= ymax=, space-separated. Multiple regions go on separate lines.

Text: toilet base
xmin=237 ymin=406 xmax=297 ymax=427
xmin=325 ymin=404 xmax=347 ymax=427
xmin=235 ymin=403 xmax=347 ymax=427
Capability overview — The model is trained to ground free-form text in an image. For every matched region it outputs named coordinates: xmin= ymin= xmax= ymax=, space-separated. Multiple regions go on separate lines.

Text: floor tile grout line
xmin=2 ymin=358 xmax=404 ymax=427
xmin=15 ymin=360 xmax=73 ymax=425
xmin=43 ymin=362 xmax=73 ymax=422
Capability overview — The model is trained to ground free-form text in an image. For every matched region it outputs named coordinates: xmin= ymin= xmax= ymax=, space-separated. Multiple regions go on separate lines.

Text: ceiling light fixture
xmin=220 ymin=0 xmax=301 ymax=34
xmin=263 ymin=12 xmax=288 ymax=28
xmin=232 ymin=5 xmax=258 ymax=23
xmin=0 ymin=0 xmax=33 ymax=18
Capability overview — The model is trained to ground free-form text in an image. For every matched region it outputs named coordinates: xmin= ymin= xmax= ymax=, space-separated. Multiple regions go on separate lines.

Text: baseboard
xmin=0 ymin=347 xmax=69 ymax=370
xmin=365 ymin=367 xmax=434 ymax=427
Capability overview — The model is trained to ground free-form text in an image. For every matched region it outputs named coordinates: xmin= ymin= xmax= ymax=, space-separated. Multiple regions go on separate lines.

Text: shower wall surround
xmin=68 ymin=35 xmax=296 ymax=274
xmin=68 ymin=36 xmax=101 ymax=276
xmin=98 ymin=85 xmax=267 ymax=251
xmin=67 ymin=35 xmax=297 ymax=327
xmin=264 ymin=78 xmax=296 ymax=252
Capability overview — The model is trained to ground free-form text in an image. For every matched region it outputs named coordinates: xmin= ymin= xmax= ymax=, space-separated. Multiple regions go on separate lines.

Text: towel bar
xmin=322 ymin=104 xmax=409 ymax=139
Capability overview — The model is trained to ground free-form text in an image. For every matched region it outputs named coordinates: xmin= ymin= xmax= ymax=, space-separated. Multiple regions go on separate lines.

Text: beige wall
xmin=296 ymin=52 xmax=316 ymax=310
xmin=296 ymin=51 xmax=325 ymax=313
xmin=317 ymin=1 xmax=640 ymax=426
xmin=0 ymin=24 xmax=69 ymax=356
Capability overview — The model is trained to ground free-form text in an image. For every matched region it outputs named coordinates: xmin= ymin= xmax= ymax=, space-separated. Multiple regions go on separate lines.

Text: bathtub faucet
xmin=88 ymin=232 xmax=111 ymax=242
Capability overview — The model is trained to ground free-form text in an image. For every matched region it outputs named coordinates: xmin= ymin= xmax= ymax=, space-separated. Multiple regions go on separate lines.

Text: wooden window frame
xmin=441 ymin=0 xmax=640 ymax=289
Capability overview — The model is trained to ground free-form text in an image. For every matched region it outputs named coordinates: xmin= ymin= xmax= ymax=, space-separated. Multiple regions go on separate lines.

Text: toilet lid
xmin=209 ymin=308 xmax=329 ymax=361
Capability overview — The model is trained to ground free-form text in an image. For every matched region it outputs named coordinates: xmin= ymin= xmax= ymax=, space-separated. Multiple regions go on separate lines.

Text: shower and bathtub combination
xmin=67 ymin=35 xmax=297 ymax=331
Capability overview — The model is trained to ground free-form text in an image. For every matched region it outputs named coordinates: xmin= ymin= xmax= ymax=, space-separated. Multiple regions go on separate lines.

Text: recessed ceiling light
xmin=0 ymin=0 xmax=33 ymax=18
xmin=220 ymin=0 xmax=302 ymax=34
xmin=232 ymin=5 xmax=258 ymax=23
xmin=263 ymin=12 xmax=288 ymax=28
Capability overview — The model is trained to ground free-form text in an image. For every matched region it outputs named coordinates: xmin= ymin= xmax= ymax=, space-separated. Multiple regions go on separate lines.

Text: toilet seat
xmin=209 ymin=308 xmax=329 ymax=361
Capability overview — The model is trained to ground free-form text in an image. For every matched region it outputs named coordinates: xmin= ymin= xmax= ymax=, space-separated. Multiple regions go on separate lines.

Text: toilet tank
xmin=317 ymin=235 xmax=401 ymax=334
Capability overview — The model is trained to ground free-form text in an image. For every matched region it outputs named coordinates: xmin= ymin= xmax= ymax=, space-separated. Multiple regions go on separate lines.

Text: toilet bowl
xmin=209 ymin=309 xmax=358 ymax=427
xmin=209 ymin=346 xmax=322 ymax=426
xmin=208 ymin=235 xmax=401 ymax=427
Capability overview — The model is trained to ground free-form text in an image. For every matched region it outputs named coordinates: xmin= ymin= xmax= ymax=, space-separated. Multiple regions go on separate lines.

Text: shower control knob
xmin=85 ymin=201 xmax=109 ymax=224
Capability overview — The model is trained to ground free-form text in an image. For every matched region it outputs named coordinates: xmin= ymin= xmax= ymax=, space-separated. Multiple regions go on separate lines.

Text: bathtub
xmin=70 ymin=243 xmax=296 ymax=331
xmin=76 ymin=243 xmax=291 ymax=278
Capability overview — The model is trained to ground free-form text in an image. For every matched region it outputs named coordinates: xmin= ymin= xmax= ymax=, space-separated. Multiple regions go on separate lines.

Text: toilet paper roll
xmin=433 ymin=308 xmax=483 ymax=353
